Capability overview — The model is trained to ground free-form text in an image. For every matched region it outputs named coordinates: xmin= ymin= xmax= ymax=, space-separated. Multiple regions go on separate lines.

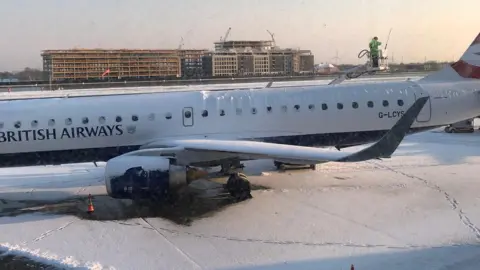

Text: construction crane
xmin=219 ymin=27 xmax=232 ymax=51
xmin=219 ymin=27 xmax=231 ymax=43
xmin=177 ymin=37 xmax=184 ymax=50
xmin=267 ymin=30 xmax=276 ymax=47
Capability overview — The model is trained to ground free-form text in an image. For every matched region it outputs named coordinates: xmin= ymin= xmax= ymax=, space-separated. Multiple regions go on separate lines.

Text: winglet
xmin=337 ymin=96 xmax=429 ymax=162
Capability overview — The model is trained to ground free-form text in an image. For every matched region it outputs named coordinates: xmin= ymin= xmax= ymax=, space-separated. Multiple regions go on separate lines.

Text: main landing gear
xmin=219 ymin=160 xmax=245 ymax=175
xmin=218 ymin=160 xmax=251 ymax=201
xmin=225 ymin=172 xmax=252 ymax=201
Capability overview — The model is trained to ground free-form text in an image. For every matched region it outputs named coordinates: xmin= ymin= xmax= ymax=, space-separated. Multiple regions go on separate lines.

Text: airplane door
xmin=182 ymin=107 xmax=194 ymax=127
xmin=414 ymin=91 xmax=431 ymax=122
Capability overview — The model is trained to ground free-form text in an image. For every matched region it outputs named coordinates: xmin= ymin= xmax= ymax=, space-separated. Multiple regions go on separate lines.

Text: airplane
xmin=0 ymin=32 xmax=479 ymax=202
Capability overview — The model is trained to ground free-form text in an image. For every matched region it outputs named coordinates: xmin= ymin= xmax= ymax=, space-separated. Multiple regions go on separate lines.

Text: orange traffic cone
xmin=351 ymin=264 xmax=354 ymax=270
xmin=87 ymin=194 xmax=94 ymax=214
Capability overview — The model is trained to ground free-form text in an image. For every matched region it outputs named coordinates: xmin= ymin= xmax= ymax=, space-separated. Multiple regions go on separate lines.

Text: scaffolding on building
xmin=41 ymin=49 xmax=184 ymax=82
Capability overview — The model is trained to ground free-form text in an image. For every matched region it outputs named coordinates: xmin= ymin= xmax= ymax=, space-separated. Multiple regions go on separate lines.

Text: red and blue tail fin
xmin=420 ymin=32 xmax=480 ymax=82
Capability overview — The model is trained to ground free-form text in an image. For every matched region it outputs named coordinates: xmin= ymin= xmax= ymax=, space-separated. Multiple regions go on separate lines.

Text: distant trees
xmin=0 ymin=67 xmax=46 ymax=81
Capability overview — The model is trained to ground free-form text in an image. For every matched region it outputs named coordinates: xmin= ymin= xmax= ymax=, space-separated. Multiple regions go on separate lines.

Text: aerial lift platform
xmin=329 ymin=29 xmax=393 ymax=85
xmin=328 ymin=48 xmax=390 ymax=85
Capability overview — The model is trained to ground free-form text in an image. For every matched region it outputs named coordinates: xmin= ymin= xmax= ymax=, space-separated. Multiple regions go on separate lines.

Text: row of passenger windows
xmin=0 ymin=99 xmax=405 ymax=129
xmin=199 ymin=99 xmax=405 ymax=117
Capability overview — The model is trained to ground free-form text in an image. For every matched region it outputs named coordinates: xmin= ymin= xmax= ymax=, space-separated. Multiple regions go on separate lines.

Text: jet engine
xmin=104 ymin=156 xmax=190 ymax=201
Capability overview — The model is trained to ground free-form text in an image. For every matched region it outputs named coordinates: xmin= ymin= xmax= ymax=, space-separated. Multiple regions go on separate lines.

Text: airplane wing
xmin=122 ymin=96 xmax=429 ymax=165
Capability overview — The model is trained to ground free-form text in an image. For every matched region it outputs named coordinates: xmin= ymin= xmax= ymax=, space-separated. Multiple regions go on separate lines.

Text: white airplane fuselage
xmin=0 ymin=78 xmax=479 ymax=167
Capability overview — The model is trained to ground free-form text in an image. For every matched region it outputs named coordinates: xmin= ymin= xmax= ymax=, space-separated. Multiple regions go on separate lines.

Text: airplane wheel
xmin=274 ymin=161 xmax=286 ymax=171
xmin=310 ymin=164 xmax=316 ymax=170
xmin=226 ymin=173 xmax=252 ymax=202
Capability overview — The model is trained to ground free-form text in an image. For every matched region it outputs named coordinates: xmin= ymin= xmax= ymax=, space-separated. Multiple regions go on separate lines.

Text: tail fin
xmin=419 ymin=32 xmax=480 ymax=82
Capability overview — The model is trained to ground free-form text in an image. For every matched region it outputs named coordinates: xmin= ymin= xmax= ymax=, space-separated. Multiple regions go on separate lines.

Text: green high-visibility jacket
xmin=369 ymin=39 xmax=382 ymax=57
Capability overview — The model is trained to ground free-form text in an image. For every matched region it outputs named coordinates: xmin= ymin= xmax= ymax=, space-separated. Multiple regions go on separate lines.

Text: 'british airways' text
xmin=0 ymin=125 xmax=124 ymax=143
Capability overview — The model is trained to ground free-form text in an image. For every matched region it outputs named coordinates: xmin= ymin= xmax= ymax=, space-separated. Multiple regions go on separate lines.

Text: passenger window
xmin=14 ymin=121 xmax=21 ymax=128
xmin=352 ymin=102 xmax=359 ymax=109
xmin=322 ymin=103 xmax=328 ymax=110
xmin=251 ymin=108 xmax=257 ymax=114
xmin=31 ymin=120 xmax=38 ymax=127
xmin=220 ymin=109 xmax=226 ymax=116
xmin=383 ymin=100 xmax=389 ymax=107
xmin=367 ymin=101 xmax=374 ymax=108
xmin=82 ymin=117 xmax=89 ymax=124
xmin=267 ymin=106 xmax=272 ymax=113
xmin=48 ymin=119 xmax=55 ymax=126
xmin=397 ymin=99 xmax=404 ymax=106
xmin=99 ymin=116 xmax=106 ymax=124
xmin=308 ymin=104 xmax=315 ymax=110
xmin=165 ymin=113 xmax=172 ymax=120
xmin=202 ymin=110 xmax=208 ymax=117
xmin=337 ymin=103 xmax=343 ymax=110
xmin=116 ymin=116 xmax=122 ymax=122
xmin=184 ymin=111 xmax=192 ymax=118
xmin=149 ymin=113 xmax=156 ymax=121
xmin=65 ymin=118 xmax=72 ymax=125
xmin=132 ymin=115 xmax=138 ymax=122
xmin=236 ymin=108 xmax=242 ymax=115
xmin=294 ymin=105 xmax=300 ymax=111
xmin=281 ymin=105 xmax=287 ymax=112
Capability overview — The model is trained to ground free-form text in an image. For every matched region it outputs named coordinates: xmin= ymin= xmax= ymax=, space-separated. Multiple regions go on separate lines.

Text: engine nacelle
xmin=105 ymin=156 xmax=187 ymax=200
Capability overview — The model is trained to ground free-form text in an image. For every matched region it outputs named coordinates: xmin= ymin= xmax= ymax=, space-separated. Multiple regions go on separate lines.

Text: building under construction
xmin=42 ymin=49 xmax=185 ymax=82
xmin=42 ymin=28 xmax=314 ymax=82
xmin=177 ymin=49 xmax=209 ymax=78
xmin=203 ymin=40 xmax=314 ymax=77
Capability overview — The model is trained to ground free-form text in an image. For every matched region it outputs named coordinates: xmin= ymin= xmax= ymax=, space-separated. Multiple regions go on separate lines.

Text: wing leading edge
xmin=124 ymin=96 xmax=429 ymax=165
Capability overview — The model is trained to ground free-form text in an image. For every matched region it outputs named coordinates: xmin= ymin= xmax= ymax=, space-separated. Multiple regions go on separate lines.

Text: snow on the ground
xmin=1 ymin=127 xmax=480 ymax=269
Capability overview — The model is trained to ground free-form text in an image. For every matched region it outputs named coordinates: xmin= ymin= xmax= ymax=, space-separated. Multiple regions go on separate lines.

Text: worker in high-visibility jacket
xmin=369 ymin=36 xmax=382 ymax=68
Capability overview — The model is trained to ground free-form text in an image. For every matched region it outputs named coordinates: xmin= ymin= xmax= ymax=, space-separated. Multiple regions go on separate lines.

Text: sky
xmin=0 ymin=0 xmax=478 ymax=71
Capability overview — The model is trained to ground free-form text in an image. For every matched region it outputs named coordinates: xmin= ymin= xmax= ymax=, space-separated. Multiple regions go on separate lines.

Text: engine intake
xmin=105 ymin=156 xmax=187 ymax=200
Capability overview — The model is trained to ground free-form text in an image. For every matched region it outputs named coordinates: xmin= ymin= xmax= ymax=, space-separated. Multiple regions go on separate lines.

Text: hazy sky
xmin=0 ymin=0 xmax=478 ymax=71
